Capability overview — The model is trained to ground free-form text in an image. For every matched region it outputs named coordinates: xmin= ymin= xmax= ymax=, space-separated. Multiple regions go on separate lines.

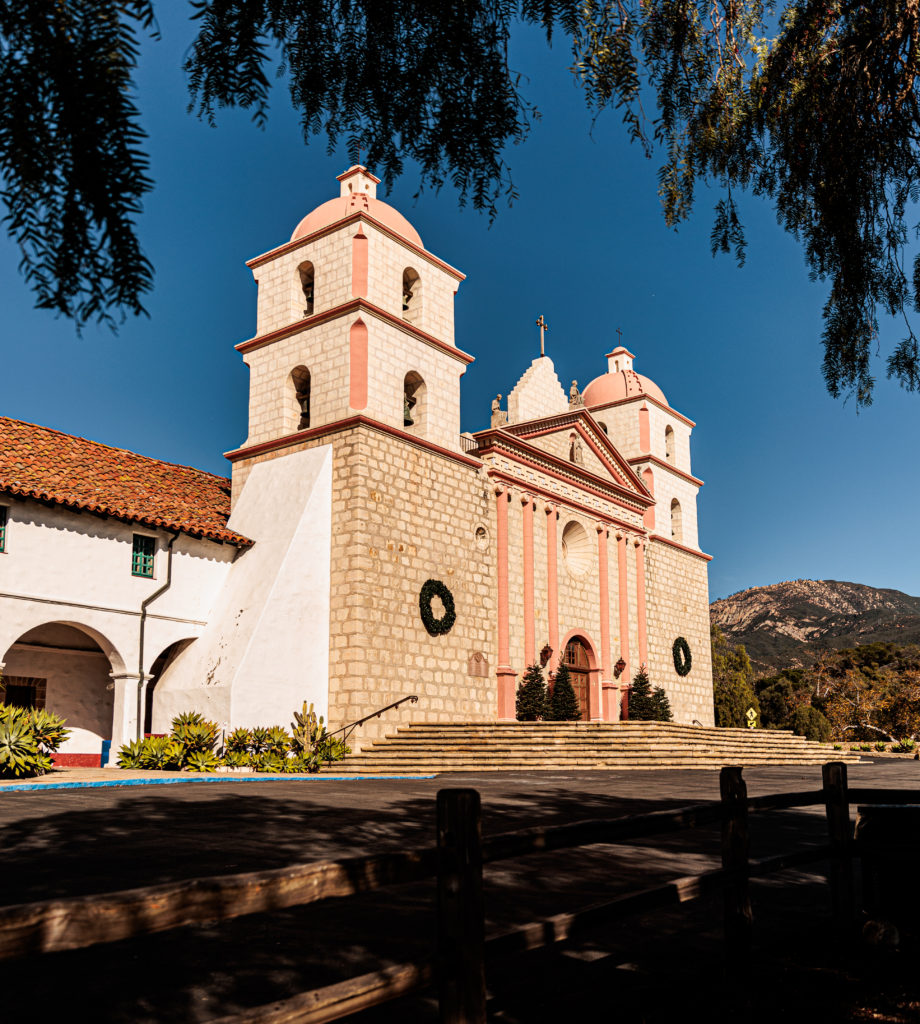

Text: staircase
xmin=327 ymin=721 xmax=860 ymax=774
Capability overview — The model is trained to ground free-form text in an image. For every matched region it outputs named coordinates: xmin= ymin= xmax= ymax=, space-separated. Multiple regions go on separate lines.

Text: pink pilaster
xmin=642 ymin=467 xmax=655 ymax=532
xmin=597 ymin=524 xmax=614 ymax=721
xmin=617 ymin=532 xmax=630 ymax=719
xmin=636 ymin=538 xmax=648 ymax=670
xmin=521 ymin=494 xmax=535 ymax=667
xmin=495 ymin=486 xmax=516 ymax=719
xmin=545 ymin=504 xmax=559 ymax=670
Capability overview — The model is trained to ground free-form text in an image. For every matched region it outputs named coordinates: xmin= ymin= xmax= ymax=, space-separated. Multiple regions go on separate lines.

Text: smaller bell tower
xmin=232 ymin=167 xmax=472 ymax=487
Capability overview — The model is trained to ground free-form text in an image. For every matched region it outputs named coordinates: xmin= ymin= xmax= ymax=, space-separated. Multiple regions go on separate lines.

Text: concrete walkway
xmin=0 ymin=766 xmax=433 ymax=790
xmin=0 ymin=759 xmax=917 ymax=1022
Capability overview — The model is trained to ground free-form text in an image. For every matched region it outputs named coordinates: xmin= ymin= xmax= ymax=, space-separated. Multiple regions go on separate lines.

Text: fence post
xmin=822 ymin=761 xmax=855 ymax=926
xmin=437 ymin=788 xmax=486 ymax=1024
xmin=720 ymin=766 xmax=752 ymax=974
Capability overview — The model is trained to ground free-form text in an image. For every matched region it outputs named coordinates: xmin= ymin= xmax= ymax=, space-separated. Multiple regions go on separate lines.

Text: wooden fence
xmin=0 ymin=762 xmax=912 ymax=1023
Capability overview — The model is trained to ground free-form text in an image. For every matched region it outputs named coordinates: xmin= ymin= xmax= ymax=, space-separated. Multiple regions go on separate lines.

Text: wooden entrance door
xmin=563 ymin=639 xmax=590 ymax=721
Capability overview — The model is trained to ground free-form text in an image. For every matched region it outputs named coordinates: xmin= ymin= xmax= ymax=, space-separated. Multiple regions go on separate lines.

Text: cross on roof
xmin=536 ymin=314 xmax=548 ymax=357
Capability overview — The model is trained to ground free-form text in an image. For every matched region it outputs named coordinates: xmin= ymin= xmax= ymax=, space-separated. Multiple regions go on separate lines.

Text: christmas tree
xmin=515 ymin=663 xmax=547 ymax=721
xmin=548 ymin=662 xmax=581 ymax=721
xmin=626 ymin=667 xmax=657 ymax=721
xmin=652 ymin=685 xmax=673 ymax=722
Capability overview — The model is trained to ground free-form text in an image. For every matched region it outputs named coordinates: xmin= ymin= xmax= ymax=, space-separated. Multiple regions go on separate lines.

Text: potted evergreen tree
xmin=516 ymin=664 xmax=548 ymax=721
xmin=548 ymin=662 xmax=581 ymax=721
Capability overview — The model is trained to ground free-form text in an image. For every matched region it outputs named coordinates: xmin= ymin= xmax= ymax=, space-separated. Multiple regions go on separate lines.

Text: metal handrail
xmin=327 ymin=694 xmax=419 ymax=748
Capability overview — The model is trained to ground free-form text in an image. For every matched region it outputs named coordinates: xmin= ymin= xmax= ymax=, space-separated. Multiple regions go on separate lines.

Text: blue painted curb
xmin=0 ymin=774 xmax=436 ymax=793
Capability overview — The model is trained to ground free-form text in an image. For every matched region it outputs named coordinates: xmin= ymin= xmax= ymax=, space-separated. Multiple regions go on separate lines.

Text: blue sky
xmin=0 ymin=10 xmax=916 ymax=601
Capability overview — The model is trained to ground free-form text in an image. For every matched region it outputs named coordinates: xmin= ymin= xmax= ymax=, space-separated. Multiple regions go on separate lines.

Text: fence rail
xmin=0 ymin=763 xmax=914 ymax=1022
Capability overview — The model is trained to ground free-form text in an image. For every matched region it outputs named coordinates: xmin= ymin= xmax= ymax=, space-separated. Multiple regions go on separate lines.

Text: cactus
xmin=291 ymin=701 xmax=325 ymax=753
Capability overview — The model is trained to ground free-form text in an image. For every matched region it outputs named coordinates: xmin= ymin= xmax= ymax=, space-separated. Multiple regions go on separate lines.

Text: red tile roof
xmin=0 ymin=417 xmax=251 ymax=547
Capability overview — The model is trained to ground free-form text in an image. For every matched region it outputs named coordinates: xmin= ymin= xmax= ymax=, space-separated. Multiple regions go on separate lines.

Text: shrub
xmin=184 ymin=749 xmax=222 ymax=773
xmin=0 ymin=706 xmax=69 ymax=779
xmin=171 ymin=710 xmax=206 ymax=728
xmin=285 ymin=752 xmax=320 ymax=774
xmin=317 ymin=736 xmax=349 ymax=762
xmin=116 ymin=739 xmax=145 ymax=769
xmin=515 ymin=664 xmax=547 ymax=721
xmin=250 ymin=727 xmax=272 ymax=755
xmin=893 ymin=739 xmax=917 ymax=753
xmin=790 ymin=705 xmax=832 ymax=743
xmin=0 ymin=714 xmax=50 ymax=778
xmin=223 ymin=749 xmax=248 ymax=768
xmin=291 ymin=703 xmax=349 ymax=764
xmin=547 ymin=663 xmax=580 ymax=721
xmin=875 ymin=741 xmax=888 ymax=752
xmin=265 ymin=726 xmax=291 ymax=756
xmin=171 ymin=719 xmax=218 ymax=754
xmin=226 ymin=727 xmax=252 ymax=754
xmin=652 ymin=685 xmax=673 ymax=722
xmin=139 ymin=736 xmax=184 ymax=770
xmin=627 ymin=668 xmax=656 ymax=721
xmin=251 ymin=751 xmax=285 ymax=774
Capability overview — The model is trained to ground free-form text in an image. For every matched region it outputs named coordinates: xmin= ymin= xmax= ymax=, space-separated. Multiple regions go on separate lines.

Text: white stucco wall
xmin=0 ymin=497 xmax=240 ymax=755
xmin=152 ymin=444 xmax=332 ymax=732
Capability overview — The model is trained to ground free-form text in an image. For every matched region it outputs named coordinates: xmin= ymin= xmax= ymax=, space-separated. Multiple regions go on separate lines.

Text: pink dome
xmin=583 ymin=368 xmax=668 ymax=408
xmin=291 ymin=195 xmax=423 ymax=248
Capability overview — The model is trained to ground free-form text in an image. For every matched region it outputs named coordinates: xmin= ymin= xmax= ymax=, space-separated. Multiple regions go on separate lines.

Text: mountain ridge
xmin=709 ymin=579 xmax=920 ymax=675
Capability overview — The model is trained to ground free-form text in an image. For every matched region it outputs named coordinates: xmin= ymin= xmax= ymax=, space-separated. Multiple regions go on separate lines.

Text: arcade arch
xmin=1 ymin=621 xmax=125 ymax=764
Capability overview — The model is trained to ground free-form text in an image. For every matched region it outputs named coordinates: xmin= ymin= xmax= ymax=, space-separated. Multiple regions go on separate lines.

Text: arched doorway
xmin=563 ymin=637 xmax=591 ymax=721
xmin=1 ymin=622 xmax=121 ymax=765
xmin=144 ymin=638 xmax=196 ymax=735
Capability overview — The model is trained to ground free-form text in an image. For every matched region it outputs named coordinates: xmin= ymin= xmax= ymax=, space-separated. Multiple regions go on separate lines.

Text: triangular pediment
xmin=475 ymin=409 xmax=652 ymax=503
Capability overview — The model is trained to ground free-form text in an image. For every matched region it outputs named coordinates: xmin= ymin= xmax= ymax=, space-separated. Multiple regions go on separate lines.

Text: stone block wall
xmin=644 ymin=539 xmax=714 ymax=725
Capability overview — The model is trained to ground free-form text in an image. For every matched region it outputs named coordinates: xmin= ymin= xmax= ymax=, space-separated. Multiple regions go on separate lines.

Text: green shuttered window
xmin=132 ymin=534 xmax=156 ymax=577
xmin=0 ymin=506 xmax=7 ymax=553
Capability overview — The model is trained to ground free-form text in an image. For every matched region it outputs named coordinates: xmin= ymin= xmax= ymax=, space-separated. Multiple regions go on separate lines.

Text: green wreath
xmin=419 ymin=579 xmax=456 ymax=636
xmin=672 ymin=636 xmax=692 ymax=676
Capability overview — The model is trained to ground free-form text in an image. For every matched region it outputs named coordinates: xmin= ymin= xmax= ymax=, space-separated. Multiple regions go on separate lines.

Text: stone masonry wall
xmin=232 ymin=424 xmax=495 ymax=750
xmin=644 ymin=539 xmax=714 ymax=725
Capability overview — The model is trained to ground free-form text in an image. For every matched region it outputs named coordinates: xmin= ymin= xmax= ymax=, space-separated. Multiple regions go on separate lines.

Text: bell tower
xmin=231 ymin=166 xmax=471 ymax=496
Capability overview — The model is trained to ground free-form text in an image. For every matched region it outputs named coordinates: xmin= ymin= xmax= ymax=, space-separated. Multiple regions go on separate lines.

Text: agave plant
xmin=222 ymin=749 xmax=248 ymax=769
xmin=317 ymin=736 xmax=350 ymax=763
xmin=171 ymin=719 xmax=218 ymax=754
xmin=0 ymin=717 xmax=50 ymax=778
xmin=250 ymin=727 xmax=271 ymax=755
xmin=0 ymin=703 xmax=24 ymax=726
xmin=116 ymin=739 xmax=146 ymax=769
xmin=139 ymin=736 xmax=184 ymax=770
xmin=27 ymin=708 xmax=70 ymax=753
xmin=226 ymin=727 xmax=252 ymax=754
xmin=171 ymin=711 xmax=206 ymax=729
xmin=250 ymin=751 xmax=285 ymax=774
xmin=265 ymin=725 xmax=291 ymax=756
xmin=184 ymin=749 xmax=222 ymax=773
xmin=285 ymin=752 xmax=320 ymax=775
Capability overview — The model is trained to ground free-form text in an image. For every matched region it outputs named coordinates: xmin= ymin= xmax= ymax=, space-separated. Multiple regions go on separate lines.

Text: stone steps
xmin=327 ymin=721 xmax=859 ymax=774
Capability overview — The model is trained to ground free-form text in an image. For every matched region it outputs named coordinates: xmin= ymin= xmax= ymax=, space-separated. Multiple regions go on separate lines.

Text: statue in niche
xmin=569 ymin=380 xmax=584 ymax=408
xmin=296 ymin=387 xmax=310 ymax=430
xmin=570 ymin=437 xmax=584 ymax=465
xmin=491 ymin=393 xmax=507 ymax=428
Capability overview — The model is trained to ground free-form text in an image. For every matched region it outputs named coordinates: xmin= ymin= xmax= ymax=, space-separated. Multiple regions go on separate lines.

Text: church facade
xmin=0 ymin=166 xmax=713 ymax=765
